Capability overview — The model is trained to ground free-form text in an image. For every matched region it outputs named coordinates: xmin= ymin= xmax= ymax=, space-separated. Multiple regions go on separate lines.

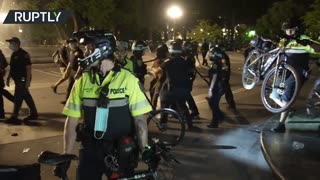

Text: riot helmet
xmin=156 ymin=43 xmax=169 ymax=59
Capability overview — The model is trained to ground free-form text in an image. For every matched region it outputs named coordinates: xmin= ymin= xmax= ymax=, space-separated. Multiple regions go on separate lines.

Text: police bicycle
xmin=242 ymin=37 xmax=275 ymax=90
xmin=38 ymin=138 xmax=180 ymax=180
xmin=260 ymin=46 xmax=301 ymax=113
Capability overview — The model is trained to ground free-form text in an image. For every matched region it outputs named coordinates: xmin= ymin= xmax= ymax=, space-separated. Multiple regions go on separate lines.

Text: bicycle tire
xmin=261 ymin=64 xmax=300 ymax=113
xmin=147 ymin=108 xmax=185 ymax=147
xmin=242 ymin=50 xmax=261 ymax=90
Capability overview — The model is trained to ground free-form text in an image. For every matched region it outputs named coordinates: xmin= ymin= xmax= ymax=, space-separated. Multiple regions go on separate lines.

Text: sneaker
xmin=271 ymin=123 xmax=286 ymax=133
xmin=190 ymin=114 xmax=201 ymax=120
xmin=5 ymin=116 xmax=22 ymax=125
xmin=207 ymin=123 xmax=219 ymax=128
xmin=23 ymin=114 xmax=38 ymax=121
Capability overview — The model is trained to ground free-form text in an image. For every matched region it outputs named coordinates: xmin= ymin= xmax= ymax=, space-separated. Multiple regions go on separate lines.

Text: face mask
xmin=9 ymin=43 xmax=16 ymax=51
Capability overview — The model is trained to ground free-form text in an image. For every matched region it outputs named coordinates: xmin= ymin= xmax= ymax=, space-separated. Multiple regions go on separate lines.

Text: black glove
xmin=54 ymin=161 xmax=71 ymax=179
xmin=141 ymin=145 xmax=160 ymax=170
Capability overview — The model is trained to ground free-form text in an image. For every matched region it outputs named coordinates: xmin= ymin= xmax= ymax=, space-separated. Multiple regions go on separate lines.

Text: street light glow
xmin=167 ymin=5 xmax=183 ymax=19
xmin=0 ymin=13 xmax=7 ymax=23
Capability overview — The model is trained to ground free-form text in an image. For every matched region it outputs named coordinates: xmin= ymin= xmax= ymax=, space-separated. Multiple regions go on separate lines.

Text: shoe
xmin=190 ymin=114 xmax=201 ymax=120
xmin=271 ymin=123 xmax=286 ymax=133
xmin=51 ymin=85 xmax=57 ymax=94
xmin=5 ymin=116 xmax=22 ymax=125
xmin=227 ymin=105 xmax=236 ymax=111
xmin=188 ymin=125 xmax=202 ymax=132
xmin=23 ymin=114 xmax=38 ymax=121
xmin=207 ymin=123 xmax=219 ymax=128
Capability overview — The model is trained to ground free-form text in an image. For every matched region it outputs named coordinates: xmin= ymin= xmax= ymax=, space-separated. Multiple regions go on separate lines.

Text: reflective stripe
xmin=285 ymin=49 xmax=308 ymax=54
xmin=83 ymin=99 xmax=97 ymax=107
xmin=82 ymin=98 xmax=128 ymax=108
xmin=66 ymin=102 xmax=81 ymax=111
xmin=130 ymin=99 xmax=150 ymax=111
xmin=109 ymin=98 xmax=128 ymax=107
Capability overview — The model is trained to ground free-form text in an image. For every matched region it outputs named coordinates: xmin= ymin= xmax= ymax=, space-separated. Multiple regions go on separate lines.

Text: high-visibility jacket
xmin=63 ymin=67 xmax=152 ymax=140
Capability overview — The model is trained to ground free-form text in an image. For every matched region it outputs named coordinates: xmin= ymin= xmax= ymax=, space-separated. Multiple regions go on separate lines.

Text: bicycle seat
xmin=38 ymin=151 xmax=78 ymax=165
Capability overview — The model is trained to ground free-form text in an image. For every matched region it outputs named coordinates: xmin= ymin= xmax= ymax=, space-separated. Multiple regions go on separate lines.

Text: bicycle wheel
xmin=242 ymin=50 xmax=261 ymax=90
xmin=261 ymin=64 xmax=300 ymax=113
xmin=147 ymin=108 xmax=185 ymax=147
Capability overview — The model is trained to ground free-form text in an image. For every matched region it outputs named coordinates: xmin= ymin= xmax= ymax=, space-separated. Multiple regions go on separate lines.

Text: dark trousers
xmin=208 ymin=83 xmax=224 ymax=125
xmin=0 ymin=80 xmax=14 ymax=117
xmin=13 ymin=81 xmax=37 ymax=117
xmin=161 ymin=88 xmax=193 ymax=127
xmin=186 ymin=92 xmax=199 ymax=116
xmin=222 ymin=80 xmax=236 ymax=109
xmin=77 ymin=143 xmax=135 ymax=180
xmin=202 ymin=51 xmax=208 ymax=66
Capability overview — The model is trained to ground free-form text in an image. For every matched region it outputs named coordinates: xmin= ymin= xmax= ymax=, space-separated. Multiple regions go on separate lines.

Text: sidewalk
xmin=260 ymin=110 xmax=320 ymax=180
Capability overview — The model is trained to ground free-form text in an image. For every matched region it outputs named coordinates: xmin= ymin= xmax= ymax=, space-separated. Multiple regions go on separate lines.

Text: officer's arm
xmin=209 ymin=74 xmax=217 ymax=90
xmin=63 ymin=116 xmax=79 ymax=154
xmin=26 ymin=65 xmax=32 ymax=86
xmin=134 ymin=114 xmax=148 ymax=152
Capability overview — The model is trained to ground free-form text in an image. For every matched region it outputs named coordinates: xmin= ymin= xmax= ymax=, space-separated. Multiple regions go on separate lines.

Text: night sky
xmin=158 ymin=0 xmax=279 ymax=25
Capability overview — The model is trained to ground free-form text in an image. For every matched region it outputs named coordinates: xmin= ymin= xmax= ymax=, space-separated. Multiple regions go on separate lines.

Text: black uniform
xmin=208 ymin=58 xmax=224 ymax=127
xmin=185 ymin=55 xmax=200 ymax=118
xmin=221 ymin=52 xmax=236 ymax=110
xmin=0 ymin=50 xmax=14 ymax=118
xmin=160 ymin=56 xmax=194 ymax=128
xmin=9 ymin=48 xmax=37 ymax=118
xmin=201 ymin=41 xmax=209 ymax=66
xmin=130 ymin=55 xmax=147 ymax=85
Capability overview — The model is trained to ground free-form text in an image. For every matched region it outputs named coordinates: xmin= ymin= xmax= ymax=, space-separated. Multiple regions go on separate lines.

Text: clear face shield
xmin=78 ymin=48 xmax=102 ymax=71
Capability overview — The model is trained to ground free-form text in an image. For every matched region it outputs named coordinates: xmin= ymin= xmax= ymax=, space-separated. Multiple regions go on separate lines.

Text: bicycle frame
xmin=246 ymin=48 xmax=279 ymax=79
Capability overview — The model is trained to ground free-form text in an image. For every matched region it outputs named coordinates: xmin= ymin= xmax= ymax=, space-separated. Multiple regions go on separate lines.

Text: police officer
xmin=158 ymin=39 xmax=200 ymax=131
xmin=270 ymin=19 xmax=320 ymax=133
xmin=5 ymin=37 xmax=38 ymax=124
xmin=61 ymin=40 xmax=153 ymax=179
xmin=207 ymin=46 xmax=226 ymax=128
xmin=0 ymin=49 xmax=14 ymax=119
xmin=130 ymin=40 xmax=148 ymax=85
xmin=150 ymin=44 xmax=169 ymax=108
xmin=218 ymin=44 xmax=236 ymax=110
xmin=201 ymin=39 xmax=209 ymax=66
xmin=183 ymin=40 xmax=200 ymax=119
xmin=115 ymin=41 xmax=133 ymax=72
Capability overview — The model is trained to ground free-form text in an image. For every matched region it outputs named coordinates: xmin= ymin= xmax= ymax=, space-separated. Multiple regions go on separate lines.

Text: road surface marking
xmin=34 ymin=69 xmax=61 ymax=77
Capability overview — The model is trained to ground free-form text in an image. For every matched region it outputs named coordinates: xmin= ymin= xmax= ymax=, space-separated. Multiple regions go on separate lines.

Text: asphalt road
xmin=0 ymin=51 xmax=317 ymax=179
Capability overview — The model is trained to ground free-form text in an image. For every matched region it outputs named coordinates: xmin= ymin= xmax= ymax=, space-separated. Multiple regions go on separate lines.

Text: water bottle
xmin=94 ymin=107 xmax=109 ymax=139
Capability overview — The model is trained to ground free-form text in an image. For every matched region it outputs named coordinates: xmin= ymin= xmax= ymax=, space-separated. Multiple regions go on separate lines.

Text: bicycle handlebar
xmin=37 ymin=139 xmax=180 ymax=180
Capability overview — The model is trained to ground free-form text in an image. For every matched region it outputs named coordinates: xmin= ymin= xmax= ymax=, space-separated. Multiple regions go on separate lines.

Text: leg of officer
xmin=0 ymin=84 xmax=5 ymax=118
xmin=186 ymin=92 xmax=200 ymax=119
xmin=12 ymin=81 xmax=25 ymax=118
xmin=23 ymin=86 xmax=38 ymax=117
xmin=2 ymin=88 xmax=14 ymax=102
xmin=222 ymin=80 xmax=236 ymax=110
xmin=77 ymin=145 xmax=105 ymax=180
xmin=207 ymin=84 xmax=224 ymax=128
